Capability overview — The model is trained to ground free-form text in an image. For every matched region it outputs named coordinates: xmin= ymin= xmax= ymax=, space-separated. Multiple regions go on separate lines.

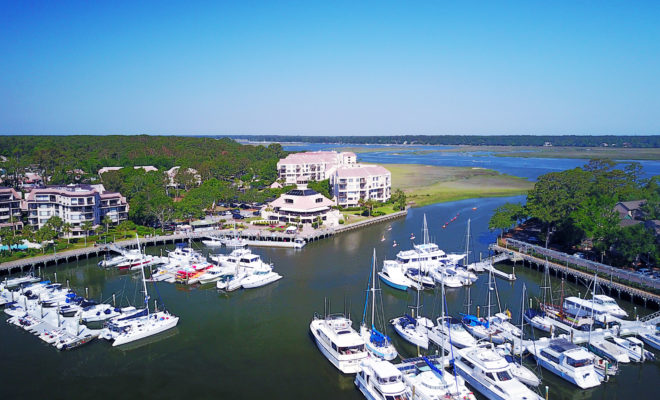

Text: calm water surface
xmin=283 ymin=143 xmax=660 ymax=180
xmin=1 ymin=196 xmax=658 ymax=399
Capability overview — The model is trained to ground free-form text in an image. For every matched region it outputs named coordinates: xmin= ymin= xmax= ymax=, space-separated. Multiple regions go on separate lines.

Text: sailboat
xmin=360 ymin=250 xmax=398 ymax=361
xmin=461 ymin=268 xmax=506 ymax=344
xmin=102 ymin=236 xmax=179 ymax=347
xmin=428 ymin=279 xmax=477 ymax=349
xmin=391 ymin=272 xmax=434 ymax=349
xmin=524 ymin=264 xmax=555 ymax=333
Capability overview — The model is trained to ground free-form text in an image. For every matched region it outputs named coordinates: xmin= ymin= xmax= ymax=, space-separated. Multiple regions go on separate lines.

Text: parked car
xmin=233 ymin=214 xmax=245 ymax=220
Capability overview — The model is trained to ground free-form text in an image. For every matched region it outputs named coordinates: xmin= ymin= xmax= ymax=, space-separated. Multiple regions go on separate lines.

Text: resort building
xmin=24 ymin=184 xmax=129 ymax=236
xmin=261 ymin=185 xmax=341 ymax=227
xmin=0 ymin=187 xmax=23 ymax=230
xmin=330 ymin=165 xmax=391 ymax=208
xmin=277 ymin=151 xmax=357 ymax=184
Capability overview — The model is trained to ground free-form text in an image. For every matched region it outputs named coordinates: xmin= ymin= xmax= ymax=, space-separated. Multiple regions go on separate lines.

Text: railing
xmin=504 ymin=239 xmax=660 ymax=291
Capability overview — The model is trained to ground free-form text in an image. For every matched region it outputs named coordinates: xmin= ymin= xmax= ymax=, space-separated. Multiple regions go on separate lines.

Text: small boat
xmin=589 ymin=339 xmax=630 ymax=364
xmin=610 ymin=336 xmax=654 ymax=362
xmin=387 ymin=226 xmax=392 ymax=231
xmin=410 ymin=234 xmax=415 ymax=240
xmin=405 ymin=268 xmax=435 ymax=288
xmin=202 ymin=237 xmax=223 ymax=247
xmin=310 ymin=309 xmax=368 ymax=374
xmin=391 ymin=281 xmax=433 ymax=349
xmin=393 ymin=241 xmax=398 ymax=247
xmin=639 ymin=330 xmax=660 ymax=351
xmin=381 ymin=235 xmax=386 ymax=242
xmin=461 ymin=314 xmax=506 ymax=344
xmin=472 ymin=207 xmax=477 ymax=210
xmin=355 ymin=358 xmax=411 ymax=400
xmin=379 ymin=261 xmax=421 ymax=291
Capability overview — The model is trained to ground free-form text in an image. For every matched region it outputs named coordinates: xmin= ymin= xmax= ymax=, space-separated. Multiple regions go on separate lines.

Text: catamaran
xmin=355 ymin=358 xmax=411 ymax=400
xmin=101 ymin=239 xmax=179 ymax=347
xmin=609 ymin=336 xmax=654 ymax=362
xmin=310 ymin=302 xmax=368 ymax=374
xmin=360 ymin=250 xmax=398 ymax=361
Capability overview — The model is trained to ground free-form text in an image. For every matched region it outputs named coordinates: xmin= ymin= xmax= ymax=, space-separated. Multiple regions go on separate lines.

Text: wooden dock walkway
xmin=491 ymin=239 xmax=660 ymax=307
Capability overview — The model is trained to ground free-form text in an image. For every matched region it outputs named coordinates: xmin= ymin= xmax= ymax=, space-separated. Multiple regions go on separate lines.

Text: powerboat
xmin=610 ymin=336 xmax=654 ymax=362
xmin=639 ymin=329 xmax=660 ymax=351
xmin=454 ymin=346 xmax=543 ymax=400
xmin=240 ymin=268 xmax=282 ymax=289
xmin=355 ymin=358 xmax=411 ymax=400
xmin=588 ymin=339 xmax=630 ymax=364
xmin=310 ymin=311 xmax=368 ymax=374
xmin=379 ymin=260 xmax=422 ymax=291
xmin=563 ymin=294 xmax=628 ymax=322
xmin=461 ymin=314 xmax=506 ymax=345
xmin=487 ymin=312 xmax=521 ymax=338
xmin=531 ymin=339 xmax=601 ymax=389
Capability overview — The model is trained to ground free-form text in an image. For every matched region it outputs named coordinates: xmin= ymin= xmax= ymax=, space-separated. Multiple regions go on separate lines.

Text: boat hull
xmin=378 ymin=272 xmax=408 ymax=291
xmin=112 ymin=316 xmax=179 ymax=347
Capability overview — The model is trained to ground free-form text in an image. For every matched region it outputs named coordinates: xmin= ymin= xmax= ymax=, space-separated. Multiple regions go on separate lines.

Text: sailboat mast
xmin=465 ymin=218 xmax=470 ymax=266
xmin=520 ymin=284 xmax=526 ymax=365
xmin=371 ymin=249 xmax=376 ymax=328
xmin=589 ymin=274 xmax=597 ymax=344
xmin=440 ymin=278 xmax=446 ymax=365
xmin=487 ymin=268 xmax=492 ymax=319
xmin=137 ymin=234 xmax=150 ymax=316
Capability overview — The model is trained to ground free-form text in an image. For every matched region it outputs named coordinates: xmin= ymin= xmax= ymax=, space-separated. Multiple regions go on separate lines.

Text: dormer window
xmin=285 ymin=198 xmax=293 ymax=204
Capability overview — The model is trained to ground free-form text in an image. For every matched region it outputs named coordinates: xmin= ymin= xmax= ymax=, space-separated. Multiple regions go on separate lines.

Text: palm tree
xmin=62 ymin=223 xmax=72 ymax=244
xmin=82 ymin=221 xmax=93 ymax=246
xmin=102 ymin=215 xmax=112 ymax=234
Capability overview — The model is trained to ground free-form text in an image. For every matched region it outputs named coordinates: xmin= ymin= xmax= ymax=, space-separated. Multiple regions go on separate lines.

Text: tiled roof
xmin=335 ymin=164 xmax=390 ymax=178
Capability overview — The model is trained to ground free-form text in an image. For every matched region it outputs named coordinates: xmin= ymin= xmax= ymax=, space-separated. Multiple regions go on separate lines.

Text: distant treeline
xmin=228 ymin=135 xmax=660 ymax=148
xmin=0 ymin=135 xmax=285 ymax=183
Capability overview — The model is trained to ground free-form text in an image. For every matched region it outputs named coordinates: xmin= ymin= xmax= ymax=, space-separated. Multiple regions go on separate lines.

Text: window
xmin=285 ymin=199 xmax=293 ymax=204
xmin=315 ymin=198 xmax=322 ymax=203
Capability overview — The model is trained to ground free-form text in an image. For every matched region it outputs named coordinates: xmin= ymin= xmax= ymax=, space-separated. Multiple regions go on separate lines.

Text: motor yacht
xmin=610 ymin=336 xmax=654 ymax=362
xmin=310 ymin=312 xmax=368 ymax=374
xmin=454 ymin=346 xmax=543 ymax=400
xmin=240 ymin=267 xmax=282 ymax=289
xmin=355 ymin=358 xmax=411 ymax=400
xmin=532 ymin=339 xmax=601 ymax=389
xmin=563 ymin=294 xmax=628 ymax=322
xmin=379 ymin=260 xmax=422 ymax=291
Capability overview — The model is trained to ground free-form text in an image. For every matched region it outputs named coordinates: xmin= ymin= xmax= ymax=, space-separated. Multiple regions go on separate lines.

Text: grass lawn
xmin=383 ymin=163 xmax=533 ymax=207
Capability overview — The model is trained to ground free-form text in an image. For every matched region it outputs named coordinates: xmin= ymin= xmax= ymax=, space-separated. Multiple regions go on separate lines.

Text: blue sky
xmin=1 ymin=1 xmax=659 ymax=136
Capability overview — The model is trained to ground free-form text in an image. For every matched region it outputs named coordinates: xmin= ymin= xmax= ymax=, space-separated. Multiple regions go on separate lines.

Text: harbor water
xmin=1 ymin=195 xmax=658 ymax=400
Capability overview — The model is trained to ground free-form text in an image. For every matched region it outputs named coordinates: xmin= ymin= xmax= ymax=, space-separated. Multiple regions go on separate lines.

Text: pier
xmin=490 ymin=238 xmax=660 ymax=307
xmin=0 ymin=209 xmax=407 ymax=274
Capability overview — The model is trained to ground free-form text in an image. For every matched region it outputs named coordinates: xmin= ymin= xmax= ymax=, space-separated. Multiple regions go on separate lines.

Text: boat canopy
xmin=461 ymin=314 xmax=489 ymax=328
xmin=370 ymin=327 xmax=391 ymax=347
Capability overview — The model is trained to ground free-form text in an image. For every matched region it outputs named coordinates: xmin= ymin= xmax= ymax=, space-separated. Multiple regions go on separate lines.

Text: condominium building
xmin=330 ymin=165 xmax=391 ymax=208
xmin=24 ymin=184 xmax=128 ymax=236
xmin=0 ymin=187 xmax=23 ymax=230
xmin=277 ymin=151 xmax=356 ymax=184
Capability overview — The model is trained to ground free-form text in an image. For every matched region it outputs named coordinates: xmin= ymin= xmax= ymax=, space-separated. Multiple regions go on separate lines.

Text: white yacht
xmin=639 ymin=329 xmax=660 ymax=351
xmin=532 ymin=339 xmax=601 ymax=389
xmin=563 ymin=294 xmax=628 ymax=321
xmin=589 ymin=339 xmax=630 ymax=363
xmin=2 ymin=273 xmax=41 ymax=288
xmin=454 ymin=346 xmax=543 ymax=400
xmin=240 ymin=266 xmax=282 ymax=289
xmin=355 ymin=358 xmax=411 ymax=400
xmin=310 ymin=312 xmax=368 ymax=374
xmin=427 ymin=316 xmax=477 ymax=349
xmin=202 ymin=236 xmax=223 ymax=247
xmin=523 ymin=309 xmax=554 ymax=333
xmin=360 ymin=250 xmax=398 ymax=361
xmin=610 ymin=336 xmax=654 ymax=362
xmin=379 ymin=260 xmax=422 ymax=291
xmin=429 ymin=267 xmax=465 ymax=288
xmin=391 ymin=313 xmax=434 ymax=350
xmin=487 ymin=312 xmax=521 ymax=338
xmin=98 ymin=254 xmax=127 ymax=268
xmin=397 ymin=355 xmax=476 ymax=400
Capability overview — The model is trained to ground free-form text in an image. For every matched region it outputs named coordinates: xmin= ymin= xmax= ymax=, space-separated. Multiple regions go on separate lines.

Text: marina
xmin=1 ymin=196 xmax=659 ymax=399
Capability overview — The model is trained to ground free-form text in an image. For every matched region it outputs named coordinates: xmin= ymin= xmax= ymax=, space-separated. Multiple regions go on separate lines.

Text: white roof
xmin=335 ymin=164 xmax=390 ymax=178
xmin=371 ymin=360 xmax=401 ymax=379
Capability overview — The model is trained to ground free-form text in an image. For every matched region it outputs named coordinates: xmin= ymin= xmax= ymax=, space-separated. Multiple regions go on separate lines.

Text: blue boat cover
xmin=370 ymin=327 xmax=391 ymax=347
xmin=422 ymin=356 xmax=443 ymax=377
xmin=402 ymin=314 xmax=417 ymax=327
xmin=116 ymin=308 xmax=148 ymax=321
xmin=461 ymin=314 xmax=488 ymax=329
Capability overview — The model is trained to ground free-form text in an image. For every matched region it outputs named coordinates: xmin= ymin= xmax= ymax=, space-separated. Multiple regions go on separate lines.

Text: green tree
xmin=391 ymin=189 xmax=407 ymax=211
xmin=62 ymin=223 xmax=72 ymax=244
xmin=612 ymin=224 xmax=659 ymax=267
xmin=102 ymin=215 xmax=113 ymax=233
xmin=308 ymin=179 xmax=331 ymax=198
xmin=488 ymin=202 xmax=525 ymax=238
xmin=0 ymin=227 xmax=17 ymax=253
xmin=45 ymin=216 xmax=64 ymax=237
xmin=82 ymin=221 xmax=93 ymax=246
